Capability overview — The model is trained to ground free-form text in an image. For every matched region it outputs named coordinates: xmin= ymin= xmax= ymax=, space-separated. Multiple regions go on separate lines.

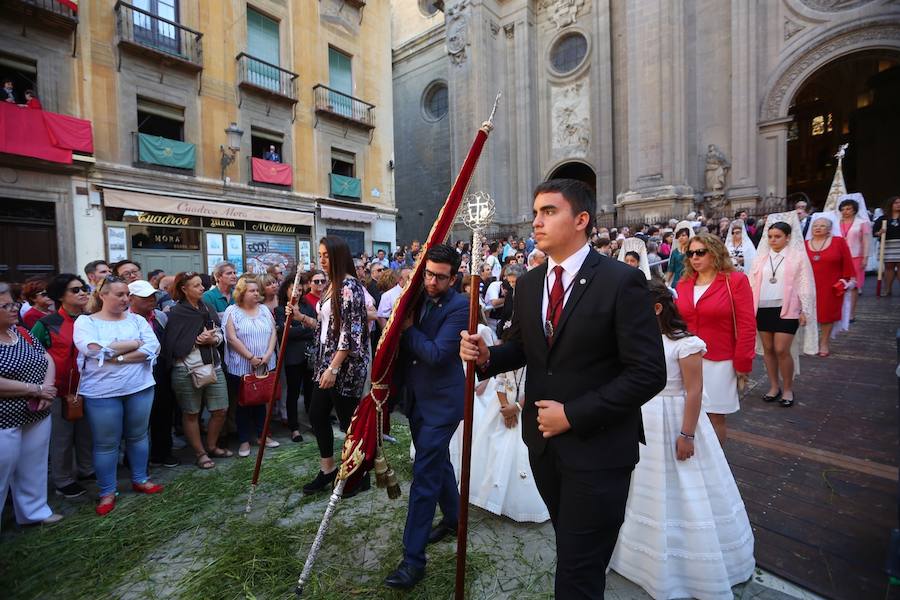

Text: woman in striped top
xmin=223 ymin=276 xmax=279 ymax=458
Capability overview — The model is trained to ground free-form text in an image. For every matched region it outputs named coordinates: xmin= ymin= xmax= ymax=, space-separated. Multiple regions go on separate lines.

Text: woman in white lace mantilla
xmin=747 ymin=212 xmax=817 ymax=408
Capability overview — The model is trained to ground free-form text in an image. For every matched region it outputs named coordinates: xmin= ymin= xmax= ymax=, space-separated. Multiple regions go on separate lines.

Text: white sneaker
xmin=42 ymin=513 xmax=64 ymax=525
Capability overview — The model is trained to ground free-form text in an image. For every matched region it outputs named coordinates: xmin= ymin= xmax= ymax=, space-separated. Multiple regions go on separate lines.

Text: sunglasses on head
xmin=99 ymin=275 xmax=125 ymax=291
xmin=685 ymin=249 xmax=709 ymax=258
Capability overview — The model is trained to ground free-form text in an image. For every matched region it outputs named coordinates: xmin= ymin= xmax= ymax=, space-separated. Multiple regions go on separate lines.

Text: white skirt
xmin=449 ymin=378 xmax=549 ymax=523
xmin=702 ymin=359 xmax=740 ymax=414
xmin=609 ymin=393 xmax=755 ymax=600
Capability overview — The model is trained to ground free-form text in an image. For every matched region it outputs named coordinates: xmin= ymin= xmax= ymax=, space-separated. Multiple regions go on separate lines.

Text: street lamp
xmin=220 ymin=122 xmax=244 ymax=181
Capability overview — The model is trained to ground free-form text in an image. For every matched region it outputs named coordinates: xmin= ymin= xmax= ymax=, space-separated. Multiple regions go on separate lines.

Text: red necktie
xmin=546 ymin=265 xmax=565 ymax=338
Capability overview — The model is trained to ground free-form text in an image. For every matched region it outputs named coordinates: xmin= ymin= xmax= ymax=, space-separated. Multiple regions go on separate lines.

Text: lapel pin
xmin=579 ymin=278 xmax=586 ymax=284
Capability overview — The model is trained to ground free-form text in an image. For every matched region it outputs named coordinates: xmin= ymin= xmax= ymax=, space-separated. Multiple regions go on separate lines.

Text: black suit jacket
xmin=483 ymin=250 xmax=666 ymax=470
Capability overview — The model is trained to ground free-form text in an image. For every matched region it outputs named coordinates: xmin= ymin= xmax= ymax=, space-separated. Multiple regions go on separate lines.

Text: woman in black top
xmin=874 ymin=196 xmax=900 ymax=296
xmin=274 ymin=273 xmax=317 ymax=443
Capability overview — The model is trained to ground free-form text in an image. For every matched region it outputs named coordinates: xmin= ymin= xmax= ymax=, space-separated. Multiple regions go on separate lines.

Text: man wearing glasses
xmin=305 ymin=271 xmax=327 ymax=314
xmin=384 ymin=244 xmax=469 ymax=590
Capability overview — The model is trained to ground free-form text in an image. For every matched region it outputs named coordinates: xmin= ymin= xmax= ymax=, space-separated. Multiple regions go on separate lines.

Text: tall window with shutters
xmin=247 ymin=8 xmax=280 ymax=92
xmin=132 ymin=0 xmax=180 ymax=55
xmin=328 ymin=47 xmax=353 ymax=118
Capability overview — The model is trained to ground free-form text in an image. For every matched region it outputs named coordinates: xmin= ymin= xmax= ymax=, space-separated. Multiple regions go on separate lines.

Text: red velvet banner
xmin=0 ymin=102 xmax=71 ymax=164
xmin=43 ymin=111 xmax=93 ymax=154
xmin=59 ymin=0 xmax=78 ymax=12
xmin=251 ymin=157 xmax=292 ymax=186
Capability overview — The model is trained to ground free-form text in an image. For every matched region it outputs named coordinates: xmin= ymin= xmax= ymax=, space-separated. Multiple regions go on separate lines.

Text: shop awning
xmin=102 ymin=188 xmax=314 ymax=226
xmin=320 ymin=204 xmax=378 ymax=224
xmin=0 ymin=102 xmax=93 ymax=164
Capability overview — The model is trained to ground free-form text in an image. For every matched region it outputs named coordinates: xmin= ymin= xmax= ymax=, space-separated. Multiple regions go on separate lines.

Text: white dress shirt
xmin=377 ymin=283 xmax=403 ymax=319
xmin=541 ymin=242 xmax=592 ymax=330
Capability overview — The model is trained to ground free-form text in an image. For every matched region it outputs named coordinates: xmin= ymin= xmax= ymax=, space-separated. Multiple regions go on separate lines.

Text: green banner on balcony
xmin=138 ymin=133 xmax=196 ymax=170
xmin=330 ymin=173 xmax=361 ymax=199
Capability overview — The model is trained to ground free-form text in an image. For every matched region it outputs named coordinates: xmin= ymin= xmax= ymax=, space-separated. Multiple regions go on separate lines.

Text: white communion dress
xmin=448 ymin=325 xmax=549 ymax=523
xmin=609 ymin=334 xmax=755 ymax=600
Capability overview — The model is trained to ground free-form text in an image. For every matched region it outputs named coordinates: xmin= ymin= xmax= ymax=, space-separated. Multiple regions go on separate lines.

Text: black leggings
xmin=284 ymin=363 xmax=313 ymax=431
xmin=309 ymin=384 xmax=359 ymax=459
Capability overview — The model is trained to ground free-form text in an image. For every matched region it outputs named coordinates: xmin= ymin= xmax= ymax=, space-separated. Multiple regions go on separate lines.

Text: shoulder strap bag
xmin=63 ymin=338 xmax=84 ymax=421
xmin=724 ymin=273 xmax=747 ymax=393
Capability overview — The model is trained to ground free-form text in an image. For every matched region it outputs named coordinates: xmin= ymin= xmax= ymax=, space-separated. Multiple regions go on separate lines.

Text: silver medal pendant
xmin=544 ymin=320 xmax=554 ymax=338
xmin=813 ymin=254 xmax=821 ymax=262
xmin=769 ymin=276 xmax=777 ymax=284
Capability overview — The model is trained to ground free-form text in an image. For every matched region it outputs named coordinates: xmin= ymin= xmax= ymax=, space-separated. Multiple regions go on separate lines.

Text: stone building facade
xmin=391 ymin=0 xmax=900 ymax=242
xmin=0 ymin=0 xmax=396 ymax=282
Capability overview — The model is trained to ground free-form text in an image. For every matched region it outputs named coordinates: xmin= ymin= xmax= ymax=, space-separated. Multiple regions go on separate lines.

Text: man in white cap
xmin=128 ymin=280 xmax=179 ymax=468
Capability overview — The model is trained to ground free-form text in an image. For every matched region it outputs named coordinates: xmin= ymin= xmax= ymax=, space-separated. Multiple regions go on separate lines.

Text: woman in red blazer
xmin=675 ymin=233 xmax=756 ymax=444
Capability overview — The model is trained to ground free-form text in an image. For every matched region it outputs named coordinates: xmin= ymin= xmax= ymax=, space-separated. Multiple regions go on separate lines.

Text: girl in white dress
xmin=448 ymin=321 xmax=549 ymax=523
xmin=610 ymin=280 xmax=755 ymax=600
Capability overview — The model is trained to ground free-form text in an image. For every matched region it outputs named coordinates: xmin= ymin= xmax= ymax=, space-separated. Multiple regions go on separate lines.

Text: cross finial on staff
xmin=462 ymin=191 xmax=495 ymax=275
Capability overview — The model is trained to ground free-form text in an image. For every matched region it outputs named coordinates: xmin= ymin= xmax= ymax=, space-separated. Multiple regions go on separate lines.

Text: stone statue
xmin=704 ymin=144 xmax=730 ymax=193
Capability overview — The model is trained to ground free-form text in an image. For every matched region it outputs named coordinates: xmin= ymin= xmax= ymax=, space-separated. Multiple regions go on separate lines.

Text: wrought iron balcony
xmin=237 ymin=53 xmax=298 ymax=104
xmin=115 ymin=1 xmax=203 ymax=71
xmin=313 ymin=85 xmax=375 ymax=131
xmin=2 ymin=0 xmax=78 ymax=31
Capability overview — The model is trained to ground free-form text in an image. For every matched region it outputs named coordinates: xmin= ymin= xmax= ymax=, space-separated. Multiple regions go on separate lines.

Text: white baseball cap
xmin=127 ymin=280 xmax=156 ymax=298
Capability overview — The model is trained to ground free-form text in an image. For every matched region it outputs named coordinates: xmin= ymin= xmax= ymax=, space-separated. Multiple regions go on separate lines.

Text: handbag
xmin=832 ymin=280 xmax=846 ymax=297
xmin=724 ymin=274 xmax=747 ymax=394
xmin=62 ymin=340 xmax=84 ymax=421
xmin=238 ymin=366 xmax=281 ymax=407
xmin=182 ymin=347 xmax=218 ymax=388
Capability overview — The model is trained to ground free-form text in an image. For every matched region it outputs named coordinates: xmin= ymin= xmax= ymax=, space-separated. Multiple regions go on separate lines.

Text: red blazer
xmin=675 ymin=271 xmax=756 ymax=373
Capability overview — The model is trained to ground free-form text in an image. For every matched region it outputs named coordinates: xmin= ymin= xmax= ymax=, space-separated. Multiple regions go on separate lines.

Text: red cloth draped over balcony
xmin=60 ymin=0 xmax=79 ymax=12
xmin=0 ymin=102 xmax=93 ymax=164
xmin=251 ymin=157 xmax=292 ymax=186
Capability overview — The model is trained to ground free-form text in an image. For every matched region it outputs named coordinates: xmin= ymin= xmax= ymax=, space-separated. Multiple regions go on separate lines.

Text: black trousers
xmin=309 ymin=384 xmax=359 ymax=459
xmin=283 ymin=363 xmax=313 ymax=431
xmin=149 ymin=367 xmax=174 ymax=461
xmin=529 ymin=445 xmax=633 ymax=600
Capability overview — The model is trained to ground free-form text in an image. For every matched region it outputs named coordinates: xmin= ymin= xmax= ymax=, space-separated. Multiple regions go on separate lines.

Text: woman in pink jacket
xmin=748 ymin=214 xmax=817 ymax=408
xmin=838 ymin=198 xmax=871 ymax=321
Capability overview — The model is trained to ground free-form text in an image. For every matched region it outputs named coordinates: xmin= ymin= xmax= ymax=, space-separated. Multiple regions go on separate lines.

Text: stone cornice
xmin=392 ymin=23 xmax=447 ymax=63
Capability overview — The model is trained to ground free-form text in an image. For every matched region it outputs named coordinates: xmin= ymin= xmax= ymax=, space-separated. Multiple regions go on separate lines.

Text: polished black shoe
xmin=302 ymin=469 xmax=337 ymax=495
xmin=342 ymin=473 xmax=370 ymax=499
xmin=150 ymin=455 xmax=180 ymax=468
xmin=427 ymin=522 xmax=457 ymax=544
xmin=55 ymin=482 xmax=86 ymax=498
xmin=384 ymin=561 xmax=425 ymax=590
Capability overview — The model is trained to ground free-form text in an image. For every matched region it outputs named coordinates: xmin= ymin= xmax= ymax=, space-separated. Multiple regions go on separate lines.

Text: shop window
xmin=0 ymin=52 xmax=38 ymax=106
xmin=137 ymin=96 xmax=184 ymax=140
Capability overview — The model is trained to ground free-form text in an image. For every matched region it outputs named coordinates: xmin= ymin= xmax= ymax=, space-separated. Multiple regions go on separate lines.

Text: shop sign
xmin=131 ymin=226 xmax=201 ymax=251
xmin=248 ymin=221 xmax=299 ymax=234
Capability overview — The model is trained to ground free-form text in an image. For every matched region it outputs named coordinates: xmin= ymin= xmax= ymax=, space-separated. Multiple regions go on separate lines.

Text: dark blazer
xmin=400 ymin=287 xmax=469 ymax=426
xmin=484 ymin=250 xmax=666 ymax=470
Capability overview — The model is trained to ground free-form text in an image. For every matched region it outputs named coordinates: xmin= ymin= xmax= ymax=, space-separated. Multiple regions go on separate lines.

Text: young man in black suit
xmin=460 ymin=179 xmax=666 ymax=599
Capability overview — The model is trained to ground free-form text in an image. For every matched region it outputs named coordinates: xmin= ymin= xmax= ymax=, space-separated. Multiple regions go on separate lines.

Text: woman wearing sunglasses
xmin=21 ymin=277 xmax=54 ymax=329
xmin=30 ymin=274 xmax=94 ymax=499
xmin=675 ymin=233 xmax=756 ymax=444
xmin=73 ymin=276 xmax=162 ymax=515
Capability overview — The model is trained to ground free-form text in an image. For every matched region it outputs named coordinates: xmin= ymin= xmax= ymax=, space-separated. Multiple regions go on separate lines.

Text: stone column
xmin=728 ymin=0 xmax=759 ymax=204
xmin=593 ymin=0 xmax=615 ymax=212
xmin=757 ymin=117 xmax=792 ymax=199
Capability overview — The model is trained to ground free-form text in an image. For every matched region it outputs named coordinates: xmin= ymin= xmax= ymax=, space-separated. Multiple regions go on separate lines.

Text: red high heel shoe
xmin=132 ymin=480 xmax=164 ymax=494
xmin=96 ymin=493 xmax=117 ymax=516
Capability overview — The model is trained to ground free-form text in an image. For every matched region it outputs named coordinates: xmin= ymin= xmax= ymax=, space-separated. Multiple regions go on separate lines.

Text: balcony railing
xmin=3 ymin=0 xmax=78 ymax=30
xmin=330 ymin=173 xmax=362 ymax=201
xmin=115 ymin=1 xmax=203 ymax=71
xmin=314 ymin=85 xmax=375 ymax=130
xmin=237 ymin=53 xmax=298 ymax=104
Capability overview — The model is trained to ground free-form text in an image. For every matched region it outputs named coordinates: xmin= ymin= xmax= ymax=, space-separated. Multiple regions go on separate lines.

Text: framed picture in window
xmin=372 ymin=241 xmax=391 ymax=258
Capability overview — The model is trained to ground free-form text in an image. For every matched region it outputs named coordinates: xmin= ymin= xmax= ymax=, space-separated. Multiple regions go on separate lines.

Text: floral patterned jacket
xmin=314 ymin=276 xmax=370 ymax=397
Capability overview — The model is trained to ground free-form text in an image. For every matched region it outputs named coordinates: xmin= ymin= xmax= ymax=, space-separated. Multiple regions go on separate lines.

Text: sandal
xmin=762 ymin=389 xmax=782 ymax=403
xmin=209 ymin=447 xmax=234 ymax=458
xmin=195 ymin=453 xmax=215 ymax=469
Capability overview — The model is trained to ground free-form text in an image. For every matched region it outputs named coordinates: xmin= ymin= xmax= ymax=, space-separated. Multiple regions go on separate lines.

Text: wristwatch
xmin=329 ymin=367 xmax=340 ymax=376
xmin=116 ymin=354 xmax=125 ymax=363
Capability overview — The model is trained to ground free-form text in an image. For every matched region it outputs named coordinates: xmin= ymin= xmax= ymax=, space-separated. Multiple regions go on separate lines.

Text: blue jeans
xmin=84 ymin=386 xmax=154 ymax=496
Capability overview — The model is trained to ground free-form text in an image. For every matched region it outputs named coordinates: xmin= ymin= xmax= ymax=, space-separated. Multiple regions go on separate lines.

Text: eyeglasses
xmin=0 ymin=302 xmax=22 ymax=312
xmin=66 ymin=286 xmax=88 ymax=294
xmin=311 ymin=279 xmax=326 ymax=285
xmin=118 ymin=269 xmax=140 ymax=278
xmin=685 ymin=249 xmax=709 ymax=258
xmin=423 ymin=269 xmax=451 ymax=282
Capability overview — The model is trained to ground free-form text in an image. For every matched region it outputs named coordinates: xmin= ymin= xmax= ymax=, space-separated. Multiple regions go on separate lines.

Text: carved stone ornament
xmin=540 ymin=0 xmax=585 ymax=30
xmin=551 ymin=81 xmax=590 ymax=158
xmin=799 ymin=0 xmax=875 ymax=11
xmin=446 ymin=0 xmax=469 ymax=65
xmin=784 ymin=18 xmax=805 ymax=40
xmin=503 ymin=23 xmax=515 ymax=39
xmin=490 ymin=21 xmax=500 ymax=37
xmin=762 ymin=22 xmax=900 ymax=120
xmin=704 ymin=144 xmax=731 ymax=194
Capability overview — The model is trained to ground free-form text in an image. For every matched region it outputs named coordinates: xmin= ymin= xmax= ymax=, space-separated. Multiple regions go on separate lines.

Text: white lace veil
xmin=725 ymin=219 xmax=757 ymax=273
xmin=805 ymin=212 xmax=841 ymax=240
xmin=839 ymin=192 xmax=871 ymax=223
xmin=617 ymin=237 xmax=651 ymax=280
xmin=753 ymin=211 xmax=819 ymax=360
xmin=673 ymin=220 xmax=695 ymax=240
